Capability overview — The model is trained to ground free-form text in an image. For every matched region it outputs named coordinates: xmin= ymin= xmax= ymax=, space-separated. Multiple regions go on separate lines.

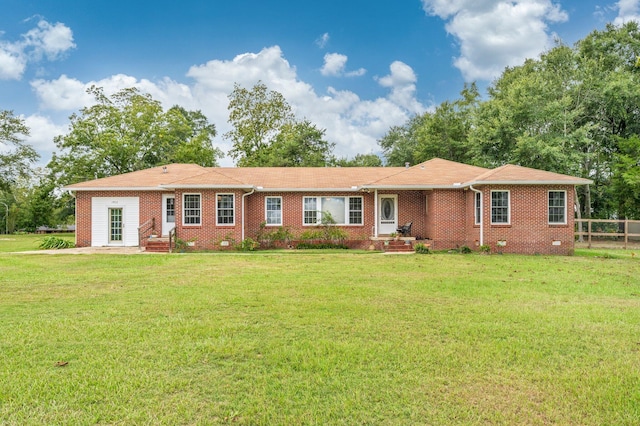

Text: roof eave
xmin=160 ymin=184 xmax=255 ymax=190
xmin=464 ymin=180 xmax=593 ymax=186
xmin=254 ymin=187 xmax=362 ymax=192
xmin=63 ymin=186 xmax=167 ymax=192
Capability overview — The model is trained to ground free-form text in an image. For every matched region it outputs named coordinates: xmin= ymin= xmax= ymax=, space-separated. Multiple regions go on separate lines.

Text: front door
xmin=378 ymin=195 xmax=398 ymax=235
xmin=162 ymin=194 xmax=175 ymax=236
xmin=108 ymin=207 xmax=123 ymax=244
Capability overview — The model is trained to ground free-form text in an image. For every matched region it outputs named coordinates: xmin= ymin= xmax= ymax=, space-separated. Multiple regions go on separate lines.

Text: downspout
xmin=374 ymin=189 xmax=379 ymax=237
xmin=241 ymin=188 xmax=256 ymax=241
xmin=469 ymin=185 xmax=483 ymax=247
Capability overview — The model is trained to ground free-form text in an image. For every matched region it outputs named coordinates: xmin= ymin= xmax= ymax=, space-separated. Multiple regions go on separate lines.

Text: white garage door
xmin=91 ymin=197 xmax=140 ymax=246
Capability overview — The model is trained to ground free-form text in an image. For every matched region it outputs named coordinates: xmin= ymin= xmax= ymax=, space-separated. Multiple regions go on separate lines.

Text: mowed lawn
xmin=1 ymin=243 xmax=639 ymax=424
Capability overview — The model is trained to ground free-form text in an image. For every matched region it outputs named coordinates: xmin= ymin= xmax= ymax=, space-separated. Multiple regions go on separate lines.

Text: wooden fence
xmin=575 ymin=219 xmax=640 ymax=249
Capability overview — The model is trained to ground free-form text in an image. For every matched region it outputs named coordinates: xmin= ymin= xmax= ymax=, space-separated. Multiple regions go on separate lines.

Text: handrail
xmin=137 ymin=218 xmax=156 ymax=247
xmin=168 ymin=226 xmax=176 ymax=253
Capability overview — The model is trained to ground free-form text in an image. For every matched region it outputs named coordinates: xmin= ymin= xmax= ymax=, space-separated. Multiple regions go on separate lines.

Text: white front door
xmin=161 ymin=194 xmax=175 ymax=236
xmin=378 ymin=195 xmax=398 ymax=235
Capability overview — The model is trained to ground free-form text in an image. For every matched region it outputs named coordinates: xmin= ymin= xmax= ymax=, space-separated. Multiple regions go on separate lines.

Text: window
xmin=303 ymin=196 xmax=363 ymax=225
xmin=217 ymin=194 xmax=234 ymax=225
xmin=166 ymin=197 xmax=175 ymax=223
xmin=474 ymin=192 xmax=481 ymax=225
xmin=491 ymin=190 xmax=510 ymax=224
xmin=265 ymin=196 xmax=282 ymax=225
xmin=183 ymin=194 xmax=201 ymax=225
xmin=548 ymin=191 xmax=566 ymax=224
xmin=349 ymin=197 xmax=362 ymax=225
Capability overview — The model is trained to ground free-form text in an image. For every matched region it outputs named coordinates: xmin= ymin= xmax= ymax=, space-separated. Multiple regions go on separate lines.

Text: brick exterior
xmin=74 ymin=184 xmax=578 ymax=254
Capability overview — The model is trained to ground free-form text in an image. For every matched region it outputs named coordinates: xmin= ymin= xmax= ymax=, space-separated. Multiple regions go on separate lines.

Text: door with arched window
xmin=378 ymin=194 xmax=397 ymax=235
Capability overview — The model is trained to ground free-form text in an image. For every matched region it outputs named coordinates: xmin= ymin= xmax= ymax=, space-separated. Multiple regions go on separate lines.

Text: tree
xmin=224 ymin=81 xmax=335 ymax=166
xmin=378 ymin=114 xmax=426 ymax=166
xmin=49 ymin=86 xmax=222 ymax=186
xmin=612 ymin=135 xmax=640 ymax=218
xmin=414 ymin=83 xmax=479 ymax=164
xmin=334 ymin=153 xmax=383 ymax=167
xmin=0 ymin=110 xmax=39 ymax=191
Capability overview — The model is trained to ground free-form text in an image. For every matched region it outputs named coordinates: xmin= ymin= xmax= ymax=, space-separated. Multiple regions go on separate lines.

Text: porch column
xmin=374 ymin=189 xmax=378 ymax=237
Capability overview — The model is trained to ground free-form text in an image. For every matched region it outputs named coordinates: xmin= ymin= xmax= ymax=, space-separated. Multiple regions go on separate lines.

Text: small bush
xmin=460 ymin=245 xmax=472 ymax=254
xmin=39 ymin=236 xmax=74 ymax=250
xmin=479 ymin=244 xmax=491 ymax=254
xmin=237 ymin=237 xmax=259 ymax=252
xmin=414 ymin=243 xmax=431 ymax=254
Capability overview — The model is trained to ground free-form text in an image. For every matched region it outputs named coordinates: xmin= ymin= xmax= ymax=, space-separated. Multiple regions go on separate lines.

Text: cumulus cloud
xmin=0 ymin=19 xmax=75 ymax=80
xmin=421 ymin=0 xmax=568 ymax=81
xmin=316 ymin=32 xmax=330 ymax=48
xmin=320 ymin=53 xmax=366 ymax=77
xmin=32 ymin=45 xmax=426 ymax=165
xmin=614 ymin=0 xmax=640 ymax=25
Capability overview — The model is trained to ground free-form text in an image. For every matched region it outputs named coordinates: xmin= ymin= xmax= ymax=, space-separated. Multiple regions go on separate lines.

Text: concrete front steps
xmin=145 ymin=237 xmax=170 ymax=253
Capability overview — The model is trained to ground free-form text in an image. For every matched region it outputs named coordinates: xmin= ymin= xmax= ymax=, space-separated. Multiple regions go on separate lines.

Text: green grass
xmin=1 ymin=240 xmax=639 ymax=424
xmin=0 ymin=233 xmax=75 ymax=252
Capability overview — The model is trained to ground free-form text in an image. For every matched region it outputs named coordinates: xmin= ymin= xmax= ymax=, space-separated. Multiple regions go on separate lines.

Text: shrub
xmin=460 ymin=245 xmax=472 ymax=254
xmin=414 ymin=243 xmax=430 ymax=254
xmin=479 ymin=244 xmax=491 ymax=254
xmin=39 ymin=236 xmax=74 ymax=250
xmin=237 ymin=237 xmax=259 ymax=252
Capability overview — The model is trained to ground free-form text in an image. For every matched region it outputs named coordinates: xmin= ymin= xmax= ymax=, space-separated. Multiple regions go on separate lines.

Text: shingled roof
xmin=64 ymin=158 xmax=592 ymax=191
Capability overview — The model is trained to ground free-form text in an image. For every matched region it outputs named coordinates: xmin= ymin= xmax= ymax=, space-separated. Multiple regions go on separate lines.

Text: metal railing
xmin=168 ymin=227 xmax=176 ymax=253
xmin=137 ymin=218 xmax=155 ymax=247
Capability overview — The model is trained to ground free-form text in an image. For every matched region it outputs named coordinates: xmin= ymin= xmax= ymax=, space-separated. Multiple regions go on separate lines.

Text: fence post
xmin=624 ymin=219 xmax=628 ymax=250
xmin=588 ymin=220 xmax=592 ymax=249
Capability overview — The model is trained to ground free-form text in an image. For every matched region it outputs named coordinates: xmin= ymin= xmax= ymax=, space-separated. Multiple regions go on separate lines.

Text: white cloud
xmin=316 ymin=32 xmax=330 ymax=48
xmin=31 ymin=45 xmax=427 ymax=166
xmin=0 ymin=19 xmax=75 ymax=80
xmin=22 ymin=114 xmax=67 ymax=161
xmin=614 ymin=0 xmax=640 ymax=25
xmin=422 ymin=0 xmax=568 ymax=81
xmin=320 ymin=52 xmax=366 ymax=77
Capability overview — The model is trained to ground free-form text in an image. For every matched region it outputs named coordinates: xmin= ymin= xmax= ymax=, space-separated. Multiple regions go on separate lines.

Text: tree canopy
xmin=225 ymin=82 xmax=335 ymax=166
xmin=0 ymin=110 xmax=39 ymax=191
xmin=49 ymin=86 xmax=222 ymax=186
xmin=379 ymin=21 xmax=640 ymax=219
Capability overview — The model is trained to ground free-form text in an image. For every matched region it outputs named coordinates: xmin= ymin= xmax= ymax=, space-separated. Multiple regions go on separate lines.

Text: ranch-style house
xmin=64 ymin=158 xmax=592 ymax=254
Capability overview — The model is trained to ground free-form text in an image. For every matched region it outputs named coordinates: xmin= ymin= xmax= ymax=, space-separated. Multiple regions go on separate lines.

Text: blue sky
xmin=1 ymin=0 xmax=638 ymax=166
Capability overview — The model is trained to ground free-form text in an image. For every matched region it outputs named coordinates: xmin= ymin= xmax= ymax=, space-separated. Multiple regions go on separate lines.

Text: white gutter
xmin=241 ymin=188 xmax=255 ymax=241
xmin=469 ymin=185 xmax=483 ymax=247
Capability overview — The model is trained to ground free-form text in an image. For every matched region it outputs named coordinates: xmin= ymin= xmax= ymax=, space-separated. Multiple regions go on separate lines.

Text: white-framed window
xmin=548 ymin=190 xmax=567 ymax=224
xmin=265 ymin=196 xmax=282 ymax=226
xmin=491 ymin=190 xmax=510 ymax=224
xmin=474 ymin=192 xmax=481 ymax=225
xmin=183 ymin=193 xmax=201 ymax=225
xmin=217 ymin=193 xmax=234 ymax=225
xmin=303 ymin=196 xmax=363 ymax=225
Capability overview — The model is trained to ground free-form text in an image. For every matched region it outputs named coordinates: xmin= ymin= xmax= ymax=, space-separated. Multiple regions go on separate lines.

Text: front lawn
xmin=0 ymin=250 xmax=639 ymax=424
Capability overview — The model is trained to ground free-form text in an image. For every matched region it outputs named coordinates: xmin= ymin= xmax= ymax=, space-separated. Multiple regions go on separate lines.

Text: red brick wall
xmin=245 ymin=192 xmax=375 ymax=242
xmin=74 ymin=185 xmax=577 ymax=254
xmin=480 ymin=185 xmax=575 ymax=255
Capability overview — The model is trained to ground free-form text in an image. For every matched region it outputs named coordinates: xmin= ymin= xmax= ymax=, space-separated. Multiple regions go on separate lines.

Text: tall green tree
xmin=334 ymin=153 xmax=383 ymax=167
xmin=378 ymin=114 xmax=427 ymax=166
xmin=0 ymin=110 xmax=39 ymax=191
xmin=49 ymin=86 xmax=222 ymax=186
xmin=224 ymin=82 xmax=335 ymax=166
xmin=414 ymin=83 xmax=480 ymax=164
